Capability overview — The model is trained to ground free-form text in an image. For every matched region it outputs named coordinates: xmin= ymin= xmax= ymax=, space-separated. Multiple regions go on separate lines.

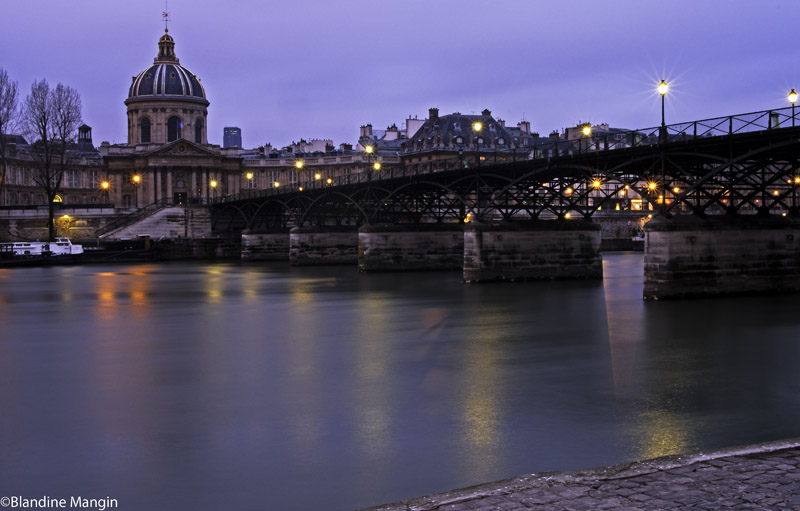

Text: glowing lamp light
xmin=373 ymin=162 xmax=381 ymax=171
xmin=658 ymin=80 xmax=668 ymax=96
xmin=592 ymin=180 xmax=602 ymax=189
xmin=564 ymin=212 xmax=572 ymax=219
xmin=132 ymin=174 xmax=141 ymax=184
xmin=62 ymin=214 xmax=70 ymax=220
xmin=582 ymin=125 xmax=591 ymax=136
xmin=326 ymin=178 xmax=333 ymax=184
xmin=210 ymin=180 xmax=218 ymax=188
xmin=246 ymin=172 xmax=254 ymax=180
xmin=473 ymin=122 xmax=482 ymax=132
xmin=298 ymin=186 xmax=304 ymax=191
xmin=565 ymin=187 xmax=574 ymax=196
xmin=673 ymin=187 xmax=680 ymax=194
xmin=795 ymin=177 xmax=800 ymax=184
xmin=101 ymin=181 xmax=110 ymax=190
xmin=314 ymin=173 xmax=321 ymax=180
xmin=295 ymin=161 xmax=304 ymax=169
xmin=648 ymin=182 xmax=657 ymax=191
xmin=773 ymin=190 xmax=780 ymax=196
xmin=274 ymin=182 xmax=280 ymax=188
xmin=365 ymin=145 xmax=374 ymax=154
xmin=790 ymin=89 xmax=798 ymax=104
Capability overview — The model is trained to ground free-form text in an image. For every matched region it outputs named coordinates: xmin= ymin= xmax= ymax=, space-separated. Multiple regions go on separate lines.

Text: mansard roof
xmin=404 ymin=110 xmax=522 ymax=153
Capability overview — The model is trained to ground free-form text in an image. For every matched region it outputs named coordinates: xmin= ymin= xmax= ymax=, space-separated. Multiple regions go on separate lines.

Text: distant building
xmin=223 ymin=127 xmax=242 ymax=148
xmin=401 ymin=108 xmax=536 ymax=167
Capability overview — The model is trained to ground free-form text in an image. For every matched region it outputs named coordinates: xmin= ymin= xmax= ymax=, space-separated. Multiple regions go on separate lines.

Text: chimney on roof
xmin=429 ymin=107 xmax=439 ymax=120
xmin=360 ymin=124 xmax=373 ymax=139
xmin=497 ymin=118 xmax=505 ymax=128
xmin=481 ymin=109 xmax=491 ymax=116
xmin=384 ymin=124 xmax=399 ymax=141
xmin=517 ymin=120 xmax=531 ymax=134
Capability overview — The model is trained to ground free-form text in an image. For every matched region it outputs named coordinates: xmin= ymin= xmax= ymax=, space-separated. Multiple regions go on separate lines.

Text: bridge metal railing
xmin=213 ymin=105 xmax=800 ymax=205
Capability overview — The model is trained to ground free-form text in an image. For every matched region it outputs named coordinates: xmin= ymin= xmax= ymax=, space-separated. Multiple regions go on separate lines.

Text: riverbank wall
xmin=361 ymin=438 xmax=800 ymax=511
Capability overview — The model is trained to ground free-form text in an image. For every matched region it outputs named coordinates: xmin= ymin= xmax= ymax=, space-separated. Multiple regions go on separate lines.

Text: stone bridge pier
xmin=463 ymin=221 xmax=603 ymax=282
xmin=643 ymin=215 xmax=800 ymax=299
xmin=241 ymin=229 xmax=291 ymax=261
xmin=358 ymin=224 xmax=463 ymax=272
xmin=289 ymin=226 xmax=359 ymax=266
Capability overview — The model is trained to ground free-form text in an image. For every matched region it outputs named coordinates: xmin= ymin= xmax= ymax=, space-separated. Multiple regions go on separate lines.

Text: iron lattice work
xmin=211 ymin=107 xmax=800 ymax=232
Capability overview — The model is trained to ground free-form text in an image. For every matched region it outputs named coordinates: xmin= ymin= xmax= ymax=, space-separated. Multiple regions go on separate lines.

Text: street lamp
xmin=658 ymin=80 xmax=668 ymax=137
xmin=582 ymin=124 xmax=591 ymax=152
xmin=209 ymin=179 xmax=217 ymax=203
xmin=365 ymin=145 xmax=375 ymax=182
xmin=131 ymin=174 xmax=141 ymax=207
xmin=101 ymin=180 xmax=110 ymax=204
xmin=789 ymin=89 xmax=798 ymax=127
xmin=473 ymin=121 xmax=482 ymax=167
xmin=658 ymin=80 xmax=668 ymax=215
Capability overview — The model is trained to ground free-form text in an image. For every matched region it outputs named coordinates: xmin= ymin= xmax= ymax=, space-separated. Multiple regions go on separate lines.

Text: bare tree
xmin=0 ymin=68 xmax=19 ymax=206
xmin=22 ymin=79 xmax=82 ymax=240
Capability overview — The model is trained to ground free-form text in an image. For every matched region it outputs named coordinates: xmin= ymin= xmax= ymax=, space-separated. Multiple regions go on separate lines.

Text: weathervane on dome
xmin=162 ymin=1 xmax=171 ymax=31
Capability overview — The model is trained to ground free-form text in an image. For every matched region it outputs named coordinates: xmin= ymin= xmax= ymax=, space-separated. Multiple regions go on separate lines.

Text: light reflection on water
xmin=0 ymin=254 xmax=799 ymax=510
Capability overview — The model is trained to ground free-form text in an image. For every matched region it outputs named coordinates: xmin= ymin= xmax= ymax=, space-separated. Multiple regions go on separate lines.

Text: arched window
xmin=167 ymin=116 xmax=182 ymax=142
xmin=195 ymin=117 xmax=203 ymax=144
xmin=141 ymin=118 xmax=151 ymax=143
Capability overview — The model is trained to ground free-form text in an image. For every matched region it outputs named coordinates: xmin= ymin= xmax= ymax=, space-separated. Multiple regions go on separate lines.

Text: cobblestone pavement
xmin=362 ymin=439 xmax=800 ymax=510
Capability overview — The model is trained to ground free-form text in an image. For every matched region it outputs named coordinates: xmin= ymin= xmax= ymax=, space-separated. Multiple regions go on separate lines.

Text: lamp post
xmin=658 ymin=80 xmax=668 ymax=139
xmin=365 ymin=145 xmax=374 ymax=182
xmin=294 ymin=160 xmax=304 ymax=189
xmin=132 ymin=174 xmax=141 ymax=207
xmin=789 ymin=89 xmax=798 ymax=127
xmin=473 ymin=121 xmax=482 ymax=168
xmin=582 ymin=124 xmax=591 ymax=152
xmin=209 ymin=179 xmax=217 ymax=203
xmin=101 ymin=180 xmax=110 ymax=204
xmin=658 ymin=80 xmax=668 ymax=215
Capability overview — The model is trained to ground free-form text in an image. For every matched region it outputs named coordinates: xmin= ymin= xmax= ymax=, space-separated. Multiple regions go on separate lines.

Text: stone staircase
xmin=100 ymin=205 xmax=212 ymax=239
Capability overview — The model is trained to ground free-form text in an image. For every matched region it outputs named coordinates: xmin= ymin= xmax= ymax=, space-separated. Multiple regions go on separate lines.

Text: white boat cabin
xmin=0 ymin=238 xmax=84 ymax=257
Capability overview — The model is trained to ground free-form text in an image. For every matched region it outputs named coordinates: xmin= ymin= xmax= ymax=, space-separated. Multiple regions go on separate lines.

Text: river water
xmin=1 ymin=253 xmax=799 ymax=510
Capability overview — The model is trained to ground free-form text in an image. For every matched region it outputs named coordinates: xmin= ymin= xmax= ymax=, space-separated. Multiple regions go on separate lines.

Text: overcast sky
xmin=1 ymin=1 xmax=796 ymax=148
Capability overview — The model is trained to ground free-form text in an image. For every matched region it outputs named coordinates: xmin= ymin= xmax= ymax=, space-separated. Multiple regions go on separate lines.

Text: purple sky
xmin=2 ymin=1 xmax=796 ymax=149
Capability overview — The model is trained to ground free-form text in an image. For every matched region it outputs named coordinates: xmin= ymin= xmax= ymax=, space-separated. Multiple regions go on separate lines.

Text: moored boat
xmin=0 ymin=238 xmax=84 ymax=266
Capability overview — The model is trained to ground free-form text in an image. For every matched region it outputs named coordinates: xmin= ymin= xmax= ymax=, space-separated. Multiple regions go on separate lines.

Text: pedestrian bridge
xmin=213 ymin=106 xmax=800 ymax=231
xmin=211 ymin=106 xmax=800 ymax=300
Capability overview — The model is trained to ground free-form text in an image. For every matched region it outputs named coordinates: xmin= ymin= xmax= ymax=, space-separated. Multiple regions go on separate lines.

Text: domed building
xmin=101 ymin=29 xmax=242 ymax=208
xmin=125 ymin=29 xmax=208 ymax=145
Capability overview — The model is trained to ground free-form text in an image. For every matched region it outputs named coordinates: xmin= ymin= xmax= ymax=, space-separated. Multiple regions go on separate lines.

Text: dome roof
xmin=127 ymin=29 xmax=207 ymax=102
xmin=129 ymin=63 xmax=205 ymax=99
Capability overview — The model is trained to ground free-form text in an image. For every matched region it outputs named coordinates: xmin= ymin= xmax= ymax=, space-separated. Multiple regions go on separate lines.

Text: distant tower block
xmin=224 ymin=127 xmax=242 ymax=148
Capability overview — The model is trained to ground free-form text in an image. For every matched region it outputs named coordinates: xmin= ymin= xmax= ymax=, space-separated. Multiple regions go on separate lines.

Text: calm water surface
xmin=1 ymin=253 xmax=799 ymax=510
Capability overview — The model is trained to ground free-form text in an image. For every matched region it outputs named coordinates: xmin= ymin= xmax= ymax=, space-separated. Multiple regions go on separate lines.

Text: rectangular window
xmin=89 ymin=170 xmax=99 ymax=189
xmin=67 ymin=170 xmax=78 ymax=188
